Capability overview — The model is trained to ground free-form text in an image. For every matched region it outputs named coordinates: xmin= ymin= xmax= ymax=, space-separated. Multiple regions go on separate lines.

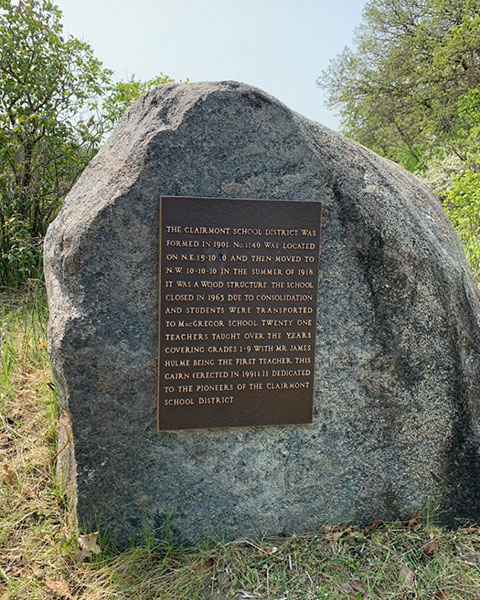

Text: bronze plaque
xmin=157 ymin=196 xmax=321 ymax=431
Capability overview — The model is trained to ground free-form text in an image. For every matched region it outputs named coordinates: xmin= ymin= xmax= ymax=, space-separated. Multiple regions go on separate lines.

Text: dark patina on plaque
xmin=158 ymin=196 xmax=321 ymax=431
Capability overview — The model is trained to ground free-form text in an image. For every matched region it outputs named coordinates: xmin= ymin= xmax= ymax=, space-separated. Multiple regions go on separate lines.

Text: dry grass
xmin=2 ymin=290 xmax=480 ymax=599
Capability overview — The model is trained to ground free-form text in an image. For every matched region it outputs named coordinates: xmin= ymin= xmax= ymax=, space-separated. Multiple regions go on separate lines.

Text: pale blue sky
xmin=55 ymin=0 xmax=366 ymax=131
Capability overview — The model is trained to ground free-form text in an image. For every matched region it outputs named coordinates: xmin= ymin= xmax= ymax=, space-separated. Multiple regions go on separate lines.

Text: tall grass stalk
xmin=0 ymin=283 xmax=49 ymax=376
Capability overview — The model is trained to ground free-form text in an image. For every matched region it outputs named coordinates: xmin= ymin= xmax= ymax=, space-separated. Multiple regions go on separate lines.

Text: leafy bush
xmin=0 ymin=209 xmax=44 ymax=287
xmin=0 ymin=0 xmax=173 ymax=289
xmin=443 ymin=169 xmax=480 ymax=280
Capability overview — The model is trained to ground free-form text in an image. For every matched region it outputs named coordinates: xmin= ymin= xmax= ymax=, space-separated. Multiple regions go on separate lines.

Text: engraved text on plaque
xmin=158 ymin=196 xmax=321 ymax=430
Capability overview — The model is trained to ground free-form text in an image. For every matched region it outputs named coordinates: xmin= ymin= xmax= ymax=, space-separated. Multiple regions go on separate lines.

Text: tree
xmin=102 ymin=74 xmax=174 ymax=131
xmin=0 ymin=0 xmax=112 ymax=285
xmin=317 ymin=0 xmax=480 ymax=171
xmin=0 ymin=0 xmax=173 ymax=287
xmin=444 ymin=168 xmax=480 ymax=279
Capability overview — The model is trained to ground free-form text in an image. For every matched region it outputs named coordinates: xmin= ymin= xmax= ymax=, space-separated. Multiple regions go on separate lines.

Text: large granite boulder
xmin=44 ymin=81 xmax=480 ymax=547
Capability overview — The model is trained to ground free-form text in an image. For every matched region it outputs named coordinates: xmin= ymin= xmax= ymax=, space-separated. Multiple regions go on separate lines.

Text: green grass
xmin=2 ymin=288 xmax=480 ymax=599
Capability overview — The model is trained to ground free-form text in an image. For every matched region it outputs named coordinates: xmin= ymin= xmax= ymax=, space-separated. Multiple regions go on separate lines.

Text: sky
xmin=55 ymin=0 xmax=367 ymax=131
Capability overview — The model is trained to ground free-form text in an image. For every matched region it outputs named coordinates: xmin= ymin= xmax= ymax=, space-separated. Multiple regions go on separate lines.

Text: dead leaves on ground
xmin=2 ymin=462 xmax=17 ymax=487
xmin=365 ymin=519 xmax=384 ymax=534
xmin=424 ymin=533 xmax=436 ymax=557
xmin=399 ymin=563 xmax=416 ymax=587
xmin=401 ymin=514 xmax=422 ymax=532
xmin=460 ymin=526 xmax=479 ymax=535
xmin=34 ymin=532 xmax=101 ymax=598
xmin=322 ymin=524 xmax=361 ymax=541
xmin=45 ymin=577 xmax=76 ymax=599
xmin=75 ymin=531 xmax=101 ymax=562
xmin=322 ymin=515 xmax=423 ymax=542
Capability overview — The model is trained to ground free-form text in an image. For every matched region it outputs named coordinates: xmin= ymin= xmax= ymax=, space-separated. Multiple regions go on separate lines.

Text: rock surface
xmin=45 ymin=81 xmax=480 ymax=547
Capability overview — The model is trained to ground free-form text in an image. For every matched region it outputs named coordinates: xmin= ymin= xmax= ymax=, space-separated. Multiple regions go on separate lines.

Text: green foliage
xmin=102 ymin=74 xmax=174 ymax=130
xmin=456 ymin=89 xmax=480 ymax=164
xmin=0 ymin=0 xmax=173 ymax=288
xmin=444 ymin=169 xmax=480 ymax=280
xmin=0 ymin=0 xmax=112 ymax=287
xmin=319 ymin=0 xmax=480 ymax=283
xmin=419 ymin=153 xmax=464 ymax=199
xmin=318 ymin=0 xmax=480 ymax=171
xmin=0 ymin=208 xmax=43 ymax=287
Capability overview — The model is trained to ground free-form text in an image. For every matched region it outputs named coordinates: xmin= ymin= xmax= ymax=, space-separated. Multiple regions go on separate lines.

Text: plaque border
xmin=157 ymin=195 xmax=322 ymax=432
